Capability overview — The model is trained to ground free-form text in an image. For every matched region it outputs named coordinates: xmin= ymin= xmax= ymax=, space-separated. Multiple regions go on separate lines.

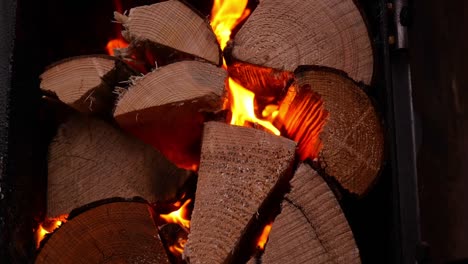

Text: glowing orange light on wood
xmin=160 ymin=199 xmax=192 ymax=230
xmin=257 ymin=223 xmax=273 ymax=250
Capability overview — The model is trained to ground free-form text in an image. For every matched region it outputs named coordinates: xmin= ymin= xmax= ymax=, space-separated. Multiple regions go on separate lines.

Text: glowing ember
xmin=229 ymin=79 xmax=280 ymax=135
xmin=36 ymin=216 xmax=67 ymax=248
xmin=160 ymin=199 xmax=192 ymax=230
xmin=106 ymin=38 xmax=129 ymax=56
xmin=257 ymin=223 xmax=273 ymax=250
xmin=210 ymin=0 xmax=250 ymax=51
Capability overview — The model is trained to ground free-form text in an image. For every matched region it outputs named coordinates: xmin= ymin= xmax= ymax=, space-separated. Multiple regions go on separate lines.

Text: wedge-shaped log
xmin=36 ymin=201 xmax=170 ymax=264
xmin=40 ymin=55 xmax=135 ymax=117
xmin=261 ymin=164 xmax=360 ymax=263
xmin=184 ymin=122 xmax=296 ymax=264
xmin=228 ymin=0 xmax=373 ymax=94
xmin=115 ymin=0 xmax=222 ymax=66
xmin=114 ymin=61 xmax=227 ymax=170
xmin=276 ymin=67 xmax=384 ymax=195
xmin=47 ymin=114 xmax=191 ymax=218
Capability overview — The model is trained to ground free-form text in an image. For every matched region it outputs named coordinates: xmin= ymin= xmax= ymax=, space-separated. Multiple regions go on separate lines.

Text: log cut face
xmin=262 ymin=164 xmax=360 ymax=264
xmin=116 ymin=0 xmax=221 ymax=66
xmin=36 ymin=202 xmax=170 ymax=264
xmin=114 ymin=61 xmax=227 ymax=169
xmin=277 ymin=67 xmax=384 ymax=195
xmin=47 ymin=115 xmax=191 ymax=218
xmin=229 ymin=0 xmax=373 ymax=90
xmin=40 ymin=55 xmax=135 ymax=117
xmin=184 ymin=122 xmax=296 ymax=264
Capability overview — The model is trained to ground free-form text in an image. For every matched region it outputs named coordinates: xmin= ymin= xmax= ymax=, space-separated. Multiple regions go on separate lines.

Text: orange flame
xmin=106 ymin=38 xmax=129 ymax=56
xmin=36 ymin=215 xmax=67 ymax=248
xmin=160 ymin=199 xmax=192 ymax=230
xmin=169 ymin=238 xmax=187 ymax=255
xmin=210 ymin=0 xmax=250 ymax=51
xmin=106 ymin=0 xmax=129 ymax=56
xmin=257 ymin=223 xmax=273 ymax=250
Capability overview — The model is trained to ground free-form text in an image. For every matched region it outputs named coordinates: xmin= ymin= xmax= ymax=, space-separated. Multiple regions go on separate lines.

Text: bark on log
xmin=40 ymin=55 xmax=135 ymax=117
xmin=114 ymin=60 xmax=227 ymax=170
xmin=276 ymin=67 xmax=384 ymax=195
xmin=184 ymin=122 xmax=296 ymax=264
xmin=115 ymin=0 xmax=222 ymax=66
xmin=227 ymin=0 xmax=373 ymax=94
xmin=47 ymin=114 xmax=191 ymax=218
xmin=36 ymin=201 xmax=170 ymax=264
xmin=262 ymin=164 xmax=360 ymax=263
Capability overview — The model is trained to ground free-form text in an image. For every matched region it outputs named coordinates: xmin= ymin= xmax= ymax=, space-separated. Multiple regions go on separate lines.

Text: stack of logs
xmin=35 ymin=0 xmax=384 ymax=263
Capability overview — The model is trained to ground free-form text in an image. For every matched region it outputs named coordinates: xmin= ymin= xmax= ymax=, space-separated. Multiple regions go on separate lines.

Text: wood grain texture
xmin=116 ymin=0 xmax=221 ymax=65
xmin=40 ymin=55 xmax=135 ymax=117
xmin=230 ymin=0 xmax=373 ymax=85
xmin=114 ymin=61 xmax=226 ymax=116
xmin=47 ymin=114 xmax=191 ymax=218
xmin=114 ymin=61 xmax=227 ymax=169
xmin=262 ymin=164 xmax=360 ymax=264
xmin=280 ymin=67 xmax=384 ymax=195
xmin=184 ymin=122 xmax=296 ymax=264
xmin=36 ymin=202 xmax=170 ymax=264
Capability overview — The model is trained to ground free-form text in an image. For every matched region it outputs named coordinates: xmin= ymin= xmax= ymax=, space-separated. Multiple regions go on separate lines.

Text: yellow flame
xmin=160 ymin=199 xmax=191 ymax=229
xmin=36 ymin=216 xmax=67 ymax=248
xmin=229 ymin=79 xmax=280 ymax=135
xmin=257 ymin=223 xmax=273 ymax=250
xmin=210 ymin=0 xmax=250 ymax=51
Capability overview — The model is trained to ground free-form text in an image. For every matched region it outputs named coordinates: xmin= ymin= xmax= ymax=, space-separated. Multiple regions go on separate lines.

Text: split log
xmin=47 ymin=114 xmax=192 ymax=218
xmin=115 ymin=0 xmax=222 ymax=67
xmin=36 ymin=201 xmax=170 ymax=264
xmin=276 ymin=67 xmax=384 ymax=195
xmin=262 ymin=164 xmax=360 ymax=263
xmin=227 ymin=0 xmax=373 ymax=95
xmin=40 ymin=55 xmax=135 ymax=117
xmin=114 ymin=60 xmax=227 ymax=170
xmin=184 ymin=122 xmax=296 ymax=264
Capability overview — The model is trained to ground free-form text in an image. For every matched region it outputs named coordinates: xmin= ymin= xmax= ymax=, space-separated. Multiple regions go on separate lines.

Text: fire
xmin=210 ymin=0 xmax=250 ymax=51
xmin=106 ymin=0 xmax=129 ymax=56
xmin=257 ymin=223 xmax=273 ymax=250
xmin=168 ymin=238 xmax=186 ymax=255
xmin=36 ymin=216 xmax=67 ymax=248
xmin=160 ymin=199 xmax=192 ymax=230
xmin=229 ymin=79 xmax=280 ymax=135
xmin=106 ymin=39 xmax=129 ymax=56
xmin=211 ymin=0 xmax=280 ymax=135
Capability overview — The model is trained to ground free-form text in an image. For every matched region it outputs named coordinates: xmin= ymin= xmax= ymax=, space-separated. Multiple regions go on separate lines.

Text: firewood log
xmin=114 ymin=60 xmax=227 ymax=170
xmin=261 ymin=164 xmax=360 ymax=263
xmin=276 ymin=66 xmax=384 ymax=195
xmin=40 ymin=55 xmax=135 ymax=117
xmin=184 ymin=122 xmax=296 ymax=264
xmin=36 ymin=201 xmax=170 ymax=264
xmin=115 ymin=0 xmax=222 ymax=67
xmin=47 ymin=114 xmax=192 ymax=218
xmin=227 ymin=0 xmax=373 ymax=95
